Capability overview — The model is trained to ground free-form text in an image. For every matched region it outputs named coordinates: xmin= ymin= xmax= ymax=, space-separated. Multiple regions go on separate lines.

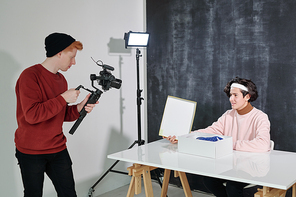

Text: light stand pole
xmin=136 ymin=48 xmax=145 ymax=146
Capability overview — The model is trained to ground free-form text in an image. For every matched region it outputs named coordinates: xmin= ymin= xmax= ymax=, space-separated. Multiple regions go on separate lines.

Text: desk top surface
xmin=108 ymin=139 xmax=296 ymax=190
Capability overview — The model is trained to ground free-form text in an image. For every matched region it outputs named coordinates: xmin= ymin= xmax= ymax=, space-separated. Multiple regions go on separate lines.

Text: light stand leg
xmin=88 ymin=142 xmax=137 ymax=197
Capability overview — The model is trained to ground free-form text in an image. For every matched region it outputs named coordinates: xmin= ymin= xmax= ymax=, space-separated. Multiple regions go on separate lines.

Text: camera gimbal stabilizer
xmin=69 ymin=58 xmax=122 ymax=135
xmin=68 ymin=85 xmax=102 ymax=135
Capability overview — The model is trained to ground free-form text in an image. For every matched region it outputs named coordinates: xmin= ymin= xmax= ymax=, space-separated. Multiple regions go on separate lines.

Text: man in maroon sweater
xmin=15 ymin=32 xmax=97 ymax=197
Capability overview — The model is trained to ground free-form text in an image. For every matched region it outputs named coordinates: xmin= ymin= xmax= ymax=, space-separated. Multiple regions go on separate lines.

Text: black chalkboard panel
xmin=147 ymin=1 xmax=296 ymax=193
xmin=147 ymin=1 xmax=296 ymax=151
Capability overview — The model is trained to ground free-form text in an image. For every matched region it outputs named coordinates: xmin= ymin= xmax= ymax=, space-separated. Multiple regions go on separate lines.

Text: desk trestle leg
xmin=127 ymin=164 xmax=157 ymax=197
xmin=254 ymin=186 xmax=287 ymax=197
xmin=161 ymin=169 xmax=193 ymax=197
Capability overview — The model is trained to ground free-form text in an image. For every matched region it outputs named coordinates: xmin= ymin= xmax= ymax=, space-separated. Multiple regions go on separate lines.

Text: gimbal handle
xmin=69 ymin=85 xmax=103 ymax=135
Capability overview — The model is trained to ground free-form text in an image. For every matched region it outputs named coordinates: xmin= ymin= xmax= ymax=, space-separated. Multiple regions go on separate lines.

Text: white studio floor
xmin=96 ymin=180 xmax=213 ymax=197
xmin=95 ymin=180 xmax=294 ymax=197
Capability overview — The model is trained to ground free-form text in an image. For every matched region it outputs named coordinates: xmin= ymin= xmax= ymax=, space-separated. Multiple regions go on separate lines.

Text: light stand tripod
xmin=88 ymin=48 xmax=146 ymax=197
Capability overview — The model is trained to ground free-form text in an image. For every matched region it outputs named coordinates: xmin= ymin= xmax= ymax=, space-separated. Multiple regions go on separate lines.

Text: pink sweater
xmin=195 ymin=107 xmax=270 ymax=152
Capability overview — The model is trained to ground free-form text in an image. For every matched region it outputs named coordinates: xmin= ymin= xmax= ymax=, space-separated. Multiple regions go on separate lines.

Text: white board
xmin=159 ymin=96 xmax=197 ymax=139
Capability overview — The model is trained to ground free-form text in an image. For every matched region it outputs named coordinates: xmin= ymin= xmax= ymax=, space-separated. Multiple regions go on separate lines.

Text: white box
xmin=178 ymin=132 xmax=233 ymax=159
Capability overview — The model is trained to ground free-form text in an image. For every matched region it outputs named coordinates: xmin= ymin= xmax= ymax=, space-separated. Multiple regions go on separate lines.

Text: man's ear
xmin=245 ymin=93 xmax=251 ymax=101
xmin=56 ymin=51 xmax=63 ymax=58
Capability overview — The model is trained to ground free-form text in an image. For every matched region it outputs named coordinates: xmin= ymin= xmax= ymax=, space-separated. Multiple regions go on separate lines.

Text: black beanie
xmin=45 ymin=32 xmax=76 ymax=57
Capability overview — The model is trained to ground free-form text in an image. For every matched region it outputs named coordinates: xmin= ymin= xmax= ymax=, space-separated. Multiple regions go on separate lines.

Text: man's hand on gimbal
xmin=77 ymin=93 xmax=99 ymax=113
xmin=61 ymin=88 xmax=80 ymax=103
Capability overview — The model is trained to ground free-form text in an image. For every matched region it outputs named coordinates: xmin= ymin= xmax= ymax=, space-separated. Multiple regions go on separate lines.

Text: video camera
xmin=69 ymin=58 xmax=122 ymax=135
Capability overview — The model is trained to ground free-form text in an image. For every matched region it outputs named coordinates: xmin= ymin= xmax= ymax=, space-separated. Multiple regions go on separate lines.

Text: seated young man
xmin=166 ymin=77 xmax=270 ymax=197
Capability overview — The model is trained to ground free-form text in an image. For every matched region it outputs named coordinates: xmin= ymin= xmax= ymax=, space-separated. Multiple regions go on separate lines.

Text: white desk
xmin=108 ymin=139 xmax=296 ymax=197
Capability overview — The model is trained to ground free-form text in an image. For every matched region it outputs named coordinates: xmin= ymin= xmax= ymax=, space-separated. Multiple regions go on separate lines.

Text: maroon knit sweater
xmin=15 ymin=64 xmax=80 ymax=154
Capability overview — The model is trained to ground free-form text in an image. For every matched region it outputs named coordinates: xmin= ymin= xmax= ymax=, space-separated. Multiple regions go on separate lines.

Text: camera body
xmin=90 ymin=65 xmax=122 ymax=91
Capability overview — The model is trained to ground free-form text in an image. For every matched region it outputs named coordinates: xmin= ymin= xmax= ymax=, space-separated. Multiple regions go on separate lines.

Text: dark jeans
xmin=203 ymin=176 xmax=248 ymax=197
xmin=15 ymin=148 xmax=77 ymax=197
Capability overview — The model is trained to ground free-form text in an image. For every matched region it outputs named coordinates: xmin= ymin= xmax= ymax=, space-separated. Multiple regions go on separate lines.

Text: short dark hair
xmin=224 ymin=77 xmax=258 ymax=102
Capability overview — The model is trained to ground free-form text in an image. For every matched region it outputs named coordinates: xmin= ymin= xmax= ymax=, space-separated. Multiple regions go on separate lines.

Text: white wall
xmin=0 ymin=0 xmax=147 ymax=196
